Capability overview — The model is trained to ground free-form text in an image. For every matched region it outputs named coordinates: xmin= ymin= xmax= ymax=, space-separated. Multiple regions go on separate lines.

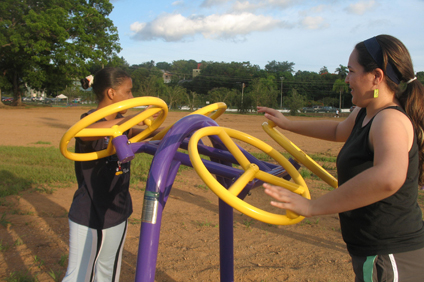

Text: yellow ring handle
xmin=151 ymin=102 xmax=227 ymax=140
xmin=262 ymin=120 xmax=338 ymax=188
xmin=188 ymin=126 xmax=310 ymax=225
xmin=60 ymin=97 xmax=168 ymax=161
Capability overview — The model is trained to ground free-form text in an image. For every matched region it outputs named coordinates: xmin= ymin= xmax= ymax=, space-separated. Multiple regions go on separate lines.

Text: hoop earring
xmin=374 ymin=89 xmax=379 ymax=98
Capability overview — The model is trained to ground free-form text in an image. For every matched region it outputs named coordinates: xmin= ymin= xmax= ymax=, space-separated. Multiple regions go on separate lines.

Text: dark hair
xmin=81 ymin=68 xmax=131 ymax=101
xmin=356 ymin=35 xmax=424 ymax=185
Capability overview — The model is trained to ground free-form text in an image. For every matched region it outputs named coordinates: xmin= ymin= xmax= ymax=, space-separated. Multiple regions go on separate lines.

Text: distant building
xmin=193 ymin=63 xmax=201 ymax=78
xmin=24 ymin=83 xmax=45 ymax=98
xmin=162 ymin=71 xmax=172 ymax=83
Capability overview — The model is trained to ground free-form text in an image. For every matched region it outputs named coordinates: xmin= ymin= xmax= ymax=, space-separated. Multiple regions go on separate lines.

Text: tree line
xmin=109 ymin=59 xmax=354 ymax=113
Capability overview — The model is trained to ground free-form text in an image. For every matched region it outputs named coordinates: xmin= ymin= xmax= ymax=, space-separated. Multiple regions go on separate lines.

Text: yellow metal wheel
xmin=188 ymin=126 xmax=310 ymax=225
xmin=60 ymin=97 xmax=168 ymax=161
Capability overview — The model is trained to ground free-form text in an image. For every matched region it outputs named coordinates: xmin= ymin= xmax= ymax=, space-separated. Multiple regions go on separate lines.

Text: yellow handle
xmin=262 ymin=121 xmax=338 ymax=189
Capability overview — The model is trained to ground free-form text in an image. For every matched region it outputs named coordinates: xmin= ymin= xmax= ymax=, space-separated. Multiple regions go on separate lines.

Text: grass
xmin=0 ymin=240 xmax=10 ymax=252
xmin=0 ymin=142 xmax=338 ymax=198
xmin=48 ymin=269 xmax=62 ymax=282
xmin=33 ymin=141 xmax=52 ymax=145
xmin=4 ymin=271 xmax=38 ymax=282
xmin=58 ymin=254 xmax=68 ymax=267
xmin=0 ymin=213 xmax=11 ymax=227
xmin=0 ymin=146 xmax=76 ymax=197
xmin=33 ymin=255 xmax=45 ymax=268
xmin=0 ymin=145 xmax=193 ymax=197
xmin=194 ymin=184 xmax=209 ymax=191
xmin=195 ymin=220 xmax=218 ymax=228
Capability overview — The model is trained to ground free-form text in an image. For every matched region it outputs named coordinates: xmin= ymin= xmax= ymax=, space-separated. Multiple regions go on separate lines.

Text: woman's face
xmin=345 ymin=49 xmax=375 ymax=107
xmin=111 ymin=77 xmax=133 ymax=114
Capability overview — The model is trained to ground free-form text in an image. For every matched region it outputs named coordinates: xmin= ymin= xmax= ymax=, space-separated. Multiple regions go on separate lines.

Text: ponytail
xmin=398 ymin=80 xmax=424 ymax=185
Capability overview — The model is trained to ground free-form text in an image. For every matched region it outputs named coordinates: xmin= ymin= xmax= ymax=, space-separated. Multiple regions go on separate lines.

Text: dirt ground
xmin=0 ymin=105 xmax=354 ymax=282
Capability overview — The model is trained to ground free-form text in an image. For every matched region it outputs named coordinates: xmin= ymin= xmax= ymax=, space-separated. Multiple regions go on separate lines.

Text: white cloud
xmin=232 ymin=0 xmax=298 ymax=12
xmin=201 ymin=0 xmax=230 ymax=8
xmin=300 ymin=16 xmax=329 ymax=29
xmin=345 ymin=0 xmax=376 ymax=15
xmin=130 ymin=12 xmax=288 ymax=42
xmin=172 ymin=0 xmax=184 ymax=6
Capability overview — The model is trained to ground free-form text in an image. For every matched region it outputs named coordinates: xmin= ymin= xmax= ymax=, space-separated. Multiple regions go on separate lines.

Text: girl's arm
xmin=257 ymin=106 xmax=360 ymax=142
xmin=79 ymin=113 xmax=144 ymax=142
xmin=264 ymin=109 xmax=413 ymax=216
xmin=80 ymin=106 xmax=162 ymax=141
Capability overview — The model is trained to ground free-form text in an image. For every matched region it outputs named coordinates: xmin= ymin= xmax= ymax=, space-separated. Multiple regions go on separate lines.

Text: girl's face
xmin=345 ymin=49 xmax=375 ymax=107
xmin=111 ymin=77 xmax=133 ymax=114
xmin=112 ymin=77 xmax=133 ymax=102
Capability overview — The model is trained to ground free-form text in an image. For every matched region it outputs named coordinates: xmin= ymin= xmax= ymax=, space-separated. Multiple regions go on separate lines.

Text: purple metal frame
xmin=112 ymin=114 xmax=299 ymax=282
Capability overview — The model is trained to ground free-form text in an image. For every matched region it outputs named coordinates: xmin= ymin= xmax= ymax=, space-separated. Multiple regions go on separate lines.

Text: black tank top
xmin=337 ymin=106 xmax=424 ymax=256
xmin=69 ymin=110 xmax=133 ymax=229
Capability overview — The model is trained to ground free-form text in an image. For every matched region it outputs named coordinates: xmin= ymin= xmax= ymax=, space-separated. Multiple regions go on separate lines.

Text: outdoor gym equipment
xmin=188 ymin=126 xmax=310 ymax=225
xmin=60 ymin=98 xmax=313 ymax=282
xmin=151 ymin=102 xmax=227 ymax=140
xmin=262 ymin=120 xmax=338 ymax=188
xmin=60 ymin=97 xmax=168 ymax=162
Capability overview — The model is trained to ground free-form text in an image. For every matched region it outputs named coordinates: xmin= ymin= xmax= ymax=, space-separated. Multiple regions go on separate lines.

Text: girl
xmin=258 ymin=35 xmax=424 ymax=281
xmin=63 ymin=68 xmax=150 ymax=282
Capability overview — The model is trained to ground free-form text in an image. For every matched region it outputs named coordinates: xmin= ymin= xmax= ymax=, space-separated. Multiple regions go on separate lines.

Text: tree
xmin=138 ymin=75 xmax=166 ymax=97
xmin=185 ymin=61 xmax=259 ymax=95
xmin=164 ymin=85 xmax=186 ymax=109
xmin=417 ymin=71 xmax=424 ymax=84
xmin=248 ymin=76 xmax=278 ymax=112
xmin=335 ymin=64 xmax=348 ymax=78
xmin=0 ymin=75 xmax=10 ymax=107
xmin=171 ymin=60 xmax=199 ymax=80
xmin=264 ymin=60 xmax=295 ymax=73
xmin=0 ymin=0 xmax=121 ymax=105
xmin=332 ymin=79 xmax=349 ymax=109
xmin=208 ymin=87 xmax=237 ymax=107
xmin=184 ymin=91 xmax=198 ymax=111
xmin=319 ymin=66 xmax=329 ymax=75
xmin=156 ymin=62 xmax=172 ymax=71
xmin=286 ymin=88 xmax=306 ymax=116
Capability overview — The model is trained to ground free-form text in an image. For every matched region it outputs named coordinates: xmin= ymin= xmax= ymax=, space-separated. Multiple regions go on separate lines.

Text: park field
xmin=0 ymin=105 xmax=417 ymax=281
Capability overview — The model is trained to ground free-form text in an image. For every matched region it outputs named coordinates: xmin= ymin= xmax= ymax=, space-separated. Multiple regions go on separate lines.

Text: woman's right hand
xmin=257 ymin=106 xmax=291 ymax=130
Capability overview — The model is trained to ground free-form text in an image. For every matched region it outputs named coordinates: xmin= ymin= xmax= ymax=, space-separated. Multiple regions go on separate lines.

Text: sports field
xmin=0 ymin=105 xmax=375 ymax=281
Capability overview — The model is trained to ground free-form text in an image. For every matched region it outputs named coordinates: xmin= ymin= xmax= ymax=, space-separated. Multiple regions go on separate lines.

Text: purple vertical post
xmin=210 ymin=137 xmax=235 ymax=282
xmin=219 ymin=199 xmax=234 ymax=282
xmin=134 ymin=115 xmax=219 ymax=282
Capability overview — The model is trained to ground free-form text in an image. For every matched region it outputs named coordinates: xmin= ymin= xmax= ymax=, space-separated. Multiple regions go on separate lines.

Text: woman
xmin=258 ymin=35 xmax=424 ymax=281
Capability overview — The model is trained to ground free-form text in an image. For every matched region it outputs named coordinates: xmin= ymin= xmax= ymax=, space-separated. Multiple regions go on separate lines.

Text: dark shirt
xmin=337 ymin=106 xmax=424 ymax=256
xmin=69 ymin=110 xmax=133 ymax=229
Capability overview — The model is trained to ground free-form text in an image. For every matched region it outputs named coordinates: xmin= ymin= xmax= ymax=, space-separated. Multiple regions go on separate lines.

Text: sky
xmin=109 ymin=0 xmax=424 ymax=73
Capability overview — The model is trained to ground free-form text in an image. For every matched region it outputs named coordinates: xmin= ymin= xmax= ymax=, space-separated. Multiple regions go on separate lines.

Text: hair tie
xmin=406 ymin=77 xmax=417 ymax=84
xmin=86 ymin=75 xmax=94 ymax=87
xmin=363 ymin=37 xmax=401 ymax=84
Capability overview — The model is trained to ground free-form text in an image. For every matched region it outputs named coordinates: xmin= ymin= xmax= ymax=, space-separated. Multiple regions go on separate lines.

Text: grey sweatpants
xmin=62 ymin=219 xmax=128 ymax=282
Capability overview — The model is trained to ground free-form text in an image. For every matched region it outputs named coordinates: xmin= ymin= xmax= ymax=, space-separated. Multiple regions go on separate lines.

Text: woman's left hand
xmin=263 ymin=183 xmax=313 ymax=217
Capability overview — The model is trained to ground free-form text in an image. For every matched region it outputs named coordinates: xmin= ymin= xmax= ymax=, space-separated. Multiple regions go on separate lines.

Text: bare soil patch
xmin=0 ymin=106 xmax=354 ymax=281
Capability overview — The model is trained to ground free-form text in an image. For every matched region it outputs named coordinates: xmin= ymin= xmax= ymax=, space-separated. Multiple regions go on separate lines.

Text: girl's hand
xmin=145 ymin=105 xmax=162 ymax=120
xmin=257 ymin=107 xmax=291 ymax=130
xmin=263 ymin=183 xmax=313 ymax=217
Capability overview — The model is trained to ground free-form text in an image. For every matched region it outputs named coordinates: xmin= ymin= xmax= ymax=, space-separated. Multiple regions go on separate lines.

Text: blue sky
xmin=109 ymin=0 xmax=424 ymax=73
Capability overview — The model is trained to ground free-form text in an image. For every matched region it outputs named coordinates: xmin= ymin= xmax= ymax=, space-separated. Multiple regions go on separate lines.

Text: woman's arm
xmin=257 ymin=106 xmax=360 ymax=142
xmin=264 ymin=109 xmax=412 ymax=216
